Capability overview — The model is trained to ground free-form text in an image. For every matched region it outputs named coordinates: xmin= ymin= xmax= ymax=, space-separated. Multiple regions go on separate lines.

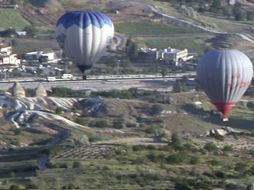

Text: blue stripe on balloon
xmin=56 ymin=11 xmax=113 ymax=29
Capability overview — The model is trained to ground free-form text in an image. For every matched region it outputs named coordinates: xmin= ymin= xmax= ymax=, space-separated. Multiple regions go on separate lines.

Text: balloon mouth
xmin=77 ymin=65 xmax=92 ymax=80
xmin=212 ymin=102 xmax=235 ymax=121
xmin=77 ymin=65 xmax=92 ymax=73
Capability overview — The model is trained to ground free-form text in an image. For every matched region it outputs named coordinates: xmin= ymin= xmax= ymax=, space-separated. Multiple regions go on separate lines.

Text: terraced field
xmin=0 ymin=8 xmax=30 ymax=29
xmin=53 ymin=145 xmax=116 ymax=160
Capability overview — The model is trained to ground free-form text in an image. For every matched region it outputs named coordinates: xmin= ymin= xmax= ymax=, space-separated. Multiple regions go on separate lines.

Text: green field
xmin=58 ymin=0 xmax=70 ymax=5
xmin=115 ymin=22 xmax=205 ymax=36
xmin=144 ymin=37 xmax=210 ymax=54
xmin=0 ymin=9 xmax=30 ymax=29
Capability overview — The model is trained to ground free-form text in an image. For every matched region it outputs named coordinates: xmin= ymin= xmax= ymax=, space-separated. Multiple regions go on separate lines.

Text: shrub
xmin=189 ymin=156 xmax=199 ymax=165
xmin=166 ymin=152 xmax=186 ymax=164
xmin=9 ymin=185 xmax=21 ymax=190
xmin=73 ymin=161 xmax=82 ymax=169
xmin=204 ymin=142 xmax=218 ymax=152
xmin=222 ymin=145 xmax=233 ymax=152
xmin=26 ymin=183 xmax=39 ymax=189
xmin=175 ymin=181 xmax=191 ymax=190
xmin=214 ymin=170 xmax=226 ymax=178
xmin=132 ymin=145 xmax=145 ymax=151
xmin=50 ymin=87 xmax=74 ymax=97
xmin=13 ymin=128 xmax=21 ymax=135
xmin=146 ymin=152 xmax=157 ymax=162
xmin=147 ymin=145 xmax=156 ymax=150
xmin=112 ymin=118 xmax=125 ymax=129
xmin=170 ymin=133 xmax=183 ymax=150
xmin=55 ymin=107 xmax=63 ymax=114
xmin=208 ymin=159 xmax=219 ymax=166
xmin=132 ymin=157 xmax=148 ymax=165
xmin=150 ymin=104 xmax=163 ymax=115
xmin=245 ymin=166 xmax=254 ymax=175
xmin=94 ymin=120 xmax=109 ymax=128
xmin=92 ymin=90 xmax=133 ymax=99
xmin=212 ymin=133 xmax=224 ymax=141
xmin=145 ymin=126 xmax=157 ymax=134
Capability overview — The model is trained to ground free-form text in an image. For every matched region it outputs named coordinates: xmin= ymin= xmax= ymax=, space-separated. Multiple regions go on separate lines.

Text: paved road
xmin=0 ymin=77 xmax=178 ymax=92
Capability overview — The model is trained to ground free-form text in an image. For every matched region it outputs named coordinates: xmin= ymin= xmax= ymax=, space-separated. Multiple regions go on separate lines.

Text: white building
xmin=156 ymin=47 xmax=193 ymax=66
xmin=139 ymin=47 xmax=194 ymax=66
xmin=0 ymin=54 xmax=20 ymax=65
xmin=15 ymin=30 xmax=27 ymax=37
xmin=24 ymin=51 xmax=60 ymax=63
xmin=0 ymin=44 xmax=12 ymax=55
xmin=0 ymin=44 xmax=20 ymax=69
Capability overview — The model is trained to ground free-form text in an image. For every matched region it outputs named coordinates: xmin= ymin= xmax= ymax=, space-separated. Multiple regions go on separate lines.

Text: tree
xmin=125 ymin=36 xmax=132 ymax=51
xmin=24 ymin=25 xmax=37 ymax=36
xmin=171 ymin=132 xmax=183 ymax=150
xmin=150 ymin=104 xmax=163 ymax=115
xmin=160 ymin=67 xmax=168 ymax=77
xmin=125 ymin=37 xmax=138 ymax=59
xmin=173 ymin=77 xmax=187 ymax=92
xmin=0 ymin=29 xmax=16 ymax=37
xmin=233 ymin=5 xmax=246 ymax=21
xmin=247 ymin=11 xmax=254 ymax=21
xmin=72 ymin=161 xmax=82 ymax=169
xmin=210 ymin=0 xmax=221 ymax=12
xmin=223 ymin=6 xmax=233 ymax=17
xmin=127 ymin=42 xmax=138 ymax=59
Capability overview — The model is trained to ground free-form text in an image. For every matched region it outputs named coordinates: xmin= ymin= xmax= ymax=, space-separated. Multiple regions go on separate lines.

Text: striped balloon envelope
xmin=197 ymin=49 xmax=253 ymax=121
xmin=55 ymin=10 xmax=114 ymax=79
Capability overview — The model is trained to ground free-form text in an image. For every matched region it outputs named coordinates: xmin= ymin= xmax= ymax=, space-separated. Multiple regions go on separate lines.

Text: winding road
xmin=146 ymin=4 xmax=254 ymax=44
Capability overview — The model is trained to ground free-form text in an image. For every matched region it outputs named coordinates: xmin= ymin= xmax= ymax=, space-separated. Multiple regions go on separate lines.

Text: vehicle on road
xmin=61 ymin=74 xmax=73 ymax=80
xmin=46 ymin=76 xmax=57 ymax=82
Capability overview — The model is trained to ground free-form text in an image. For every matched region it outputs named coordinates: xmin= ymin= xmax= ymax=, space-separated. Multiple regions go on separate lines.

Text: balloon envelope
xmin=55 ymin=10 xmax=114 ymax=73
xmin=197 ymin=49 xmax=253 ymax=119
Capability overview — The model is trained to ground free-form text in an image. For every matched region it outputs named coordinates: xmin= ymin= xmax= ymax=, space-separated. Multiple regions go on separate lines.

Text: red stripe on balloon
xmin=212 ymin=102 xmax=235 ymax=120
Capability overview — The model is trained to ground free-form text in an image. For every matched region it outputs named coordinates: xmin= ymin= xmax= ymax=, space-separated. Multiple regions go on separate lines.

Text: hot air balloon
xmin=55 ymin=10 xmax=114 ymax=79
xmin=197 ymin=49 xmax=253 ymax=121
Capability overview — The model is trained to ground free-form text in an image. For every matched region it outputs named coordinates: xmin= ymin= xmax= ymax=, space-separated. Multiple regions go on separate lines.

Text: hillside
xmin=0 ymin=89 xmax=253 ymax=189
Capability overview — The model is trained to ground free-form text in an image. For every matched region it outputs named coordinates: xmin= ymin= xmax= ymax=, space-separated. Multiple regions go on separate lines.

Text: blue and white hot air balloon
xmin=55 ymin=11 xmax=114 ymax=79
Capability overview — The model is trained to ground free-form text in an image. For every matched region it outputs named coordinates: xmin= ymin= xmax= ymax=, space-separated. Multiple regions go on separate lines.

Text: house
xmin=0 ymin=54 xmax=21 ymax=65
xmin=16 ymin=30 xmax=27 ymax=37
xmin=0 ymin=44 xmax=12 ymax=55
xmin=0 ymin=44 xmax=20 ymax=70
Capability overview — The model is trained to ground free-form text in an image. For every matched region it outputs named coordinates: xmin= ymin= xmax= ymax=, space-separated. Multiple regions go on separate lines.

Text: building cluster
xmin=139 ymin=47 xmax=194 ymax=66
xmin=0 ymin=43 xmax=61 ymax=72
